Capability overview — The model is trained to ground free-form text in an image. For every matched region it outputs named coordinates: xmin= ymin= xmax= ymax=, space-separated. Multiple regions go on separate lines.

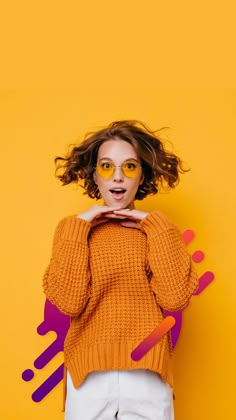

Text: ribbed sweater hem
xmin=62 ymin=341 xmax=175 ymax=411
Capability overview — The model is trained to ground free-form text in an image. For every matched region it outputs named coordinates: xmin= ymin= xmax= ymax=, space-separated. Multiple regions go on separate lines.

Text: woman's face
xmin=93 ymin=139 xmax=144 ymax=209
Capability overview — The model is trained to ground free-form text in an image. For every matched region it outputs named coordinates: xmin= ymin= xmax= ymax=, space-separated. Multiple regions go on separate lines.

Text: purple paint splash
xmin=22 ymin=299 xmax=69 ymax=402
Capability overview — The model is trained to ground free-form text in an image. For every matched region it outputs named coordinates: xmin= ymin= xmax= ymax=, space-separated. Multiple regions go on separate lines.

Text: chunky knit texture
xmin=43 ymin=210 xmax=198 ymax=410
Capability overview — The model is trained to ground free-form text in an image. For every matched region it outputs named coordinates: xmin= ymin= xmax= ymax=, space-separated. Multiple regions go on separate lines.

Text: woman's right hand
xmin=76 ymin=205 xmax=123 ymax=228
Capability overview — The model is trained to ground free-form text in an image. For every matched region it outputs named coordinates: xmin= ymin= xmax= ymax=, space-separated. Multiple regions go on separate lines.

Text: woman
xmin=43 ymin=120 xmax=198 ymax=419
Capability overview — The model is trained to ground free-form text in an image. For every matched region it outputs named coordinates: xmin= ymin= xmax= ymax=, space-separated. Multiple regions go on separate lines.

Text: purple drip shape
xmin=32 ymin=363 xmax=64 ymax=402
xmin=35 ymin=299 xmax=70 ymax=369
xmin=21 ymin=299 xmax=70 ymax=402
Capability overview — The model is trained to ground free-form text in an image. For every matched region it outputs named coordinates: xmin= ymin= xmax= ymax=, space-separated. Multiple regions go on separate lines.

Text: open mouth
xmin=109 ymin=189 xmax=126 ymax=200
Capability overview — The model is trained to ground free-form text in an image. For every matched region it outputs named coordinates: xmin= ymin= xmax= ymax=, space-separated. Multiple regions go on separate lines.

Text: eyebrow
xmin=98 ymin=157 xmax=140 ymax=163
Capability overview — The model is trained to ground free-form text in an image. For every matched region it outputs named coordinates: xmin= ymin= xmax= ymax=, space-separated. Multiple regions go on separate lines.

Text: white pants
xmin=65 ymin=369 xmax=174 ymax=420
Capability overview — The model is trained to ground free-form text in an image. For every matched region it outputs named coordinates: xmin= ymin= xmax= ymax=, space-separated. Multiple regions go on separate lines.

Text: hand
xmin=104 ymin=208 xmax=149 ymax=229
xmin=76 ymin=205 xmax=124 ymax=229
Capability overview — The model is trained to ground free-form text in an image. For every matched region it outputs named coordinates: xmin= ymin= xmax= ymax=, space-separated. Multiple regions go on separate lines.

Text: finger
xmin=114 ymin=214 xmax=137 ymax=220
xmin=92 ymin=218 xmax=110 ymax=226
xmin=100 ymin=207 xmax=123 ymax=214
xmin=113 ymin=209 xmax=131 ymax=213
xmin=95 ymin=209 xmax=121 ymax=218
xmin=113 ymin=210 xmax=136 ymax=218
xmin=103 ymin=214 xmax=127 ymax=219
xmin=120 ymin=221 xmax=140 ymax=229
xmin=113 ymin=210 xmax=143 ymax=221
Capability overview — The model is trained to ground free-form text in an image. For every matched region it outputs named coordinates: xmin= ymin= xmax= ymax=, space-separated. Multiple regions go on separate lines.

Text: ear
xmin=93 ymin=170 xmax=97 ymax=185
xmin=139 ymin=172 xmax=144 ymax=185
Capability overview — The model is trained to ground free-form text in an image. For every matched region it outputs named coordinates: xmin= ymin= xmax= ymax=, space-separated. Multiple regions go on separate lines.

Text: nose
xmin=113 ymin=165 xmax=124 ymax=181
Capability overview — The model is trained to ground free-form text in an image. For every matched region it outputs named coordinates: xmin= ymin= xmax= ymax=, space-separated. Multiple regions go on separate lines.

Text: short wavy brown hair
xmin=54 ymin=120 xmax=189 ymax=200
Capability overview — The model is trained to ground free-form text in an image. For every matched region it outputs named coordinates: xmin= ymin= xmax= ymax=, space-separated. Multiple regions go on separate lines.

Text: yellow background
xmin=1 ymin=88 xmax=235 ymax=420
xmin=0 ymin=1 xmax=236 ymax=419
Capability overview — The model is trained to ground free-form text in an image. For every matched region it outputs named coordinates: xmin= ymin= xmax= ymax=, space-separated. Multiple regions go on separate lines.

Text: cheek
xmin=130 ymin=180 xmax=141 ymax=194
xmin=97 ymin=180 xmax=108 ymax=193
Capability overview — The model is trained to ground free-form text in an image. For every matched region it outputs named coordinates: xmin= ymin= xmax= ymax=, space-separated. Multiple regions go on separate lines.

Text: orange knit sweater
xmin=43 ymin=210 xmax=198 ymax=408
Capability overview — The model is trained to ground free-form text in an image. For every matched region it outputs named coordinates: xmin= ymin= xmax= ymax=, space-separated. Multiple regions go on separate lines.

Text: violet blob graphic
xmin=22 ymin=299 xmax=70 ymax=402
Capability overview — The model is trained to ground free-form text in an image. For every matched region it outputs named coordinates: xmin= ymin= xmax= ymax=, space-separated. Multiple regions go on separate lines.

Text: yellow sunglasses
xmin=96 ymin=159 xmax=142 ymax=179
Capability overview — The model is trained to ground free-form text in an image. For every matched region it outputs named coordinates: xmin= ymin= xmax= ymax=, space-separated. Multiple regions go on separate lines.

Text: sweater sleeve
xmin=139 ymin=210 xmax=199 ymax=312
xmin=42 ymin=215 xmax=92 ymax=317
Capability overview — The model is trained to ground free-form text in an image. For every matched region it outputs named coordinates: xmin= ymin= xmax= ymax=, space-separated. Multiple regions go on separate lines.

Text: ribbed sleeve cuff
xmin=57 ymin=215 xmax=91 ymax=243
xmin=139 ymin=210 xmax=173 ymax=236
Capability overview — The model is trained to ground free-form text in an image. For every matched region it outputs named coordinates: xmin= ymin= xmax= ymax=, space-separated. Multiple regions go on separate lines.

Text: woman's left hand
xmin=105 ymin=209 xmax=149 ymax=229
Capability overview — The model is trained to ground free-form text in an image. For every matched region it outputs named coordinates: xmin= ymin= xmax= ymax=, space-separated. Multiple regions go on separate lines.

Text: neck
xmin=129 ymin=201 xmax=135 ymax=210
